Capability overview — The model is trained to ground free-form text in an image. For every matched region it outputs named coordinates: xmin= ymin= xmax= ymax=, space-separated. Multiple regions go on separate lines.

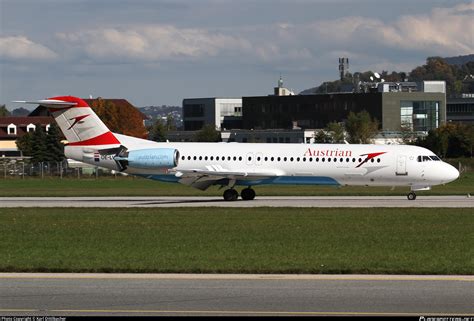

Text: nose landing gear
xmin=407 ymin=191 xmax=417 ymax=200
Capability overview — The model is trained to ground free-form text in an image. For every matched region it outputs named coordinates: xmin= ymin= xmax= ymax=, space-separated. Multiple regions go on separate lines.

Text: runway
xmin=0 ymin=195 xmax=473 ymax=207
xmin=1 ymin=273 xmax=473 ymax=316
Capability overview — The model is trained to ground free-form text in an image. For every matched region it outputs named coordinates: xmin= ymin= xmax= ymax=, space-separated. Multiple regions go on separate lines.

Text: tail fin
xmin=15 ymin=96 xmax=120 ymax=146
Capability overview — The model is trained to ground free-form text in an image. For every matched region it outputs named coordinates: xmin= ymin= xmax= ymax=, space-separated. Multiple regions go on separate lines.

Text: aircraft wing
xmin=174 ymin=167 xmax=283 ymax=190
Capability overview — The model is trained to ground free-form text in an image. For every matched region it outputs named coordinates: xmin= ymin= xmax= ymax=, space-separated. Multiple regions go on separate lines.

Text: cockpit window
xmin=417 ymin=155 xmax=442 ymax=162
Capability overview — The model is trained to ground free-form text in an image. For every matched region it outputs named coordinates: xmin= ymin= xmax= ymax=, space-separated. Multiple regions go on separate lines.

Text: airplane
xmin=15 ymin=96 xmax=460 ymax=201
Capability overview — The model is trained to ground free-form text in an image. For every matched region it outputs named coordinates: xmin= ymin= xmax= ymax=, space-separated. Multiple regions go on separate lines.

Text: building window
xmin=7 ymin=124 xmax=17 ymax=135
xmin=400 ymin=100 xmax=439 ymax=132
xmin=27 ymin=123 xmax=36 ymax=133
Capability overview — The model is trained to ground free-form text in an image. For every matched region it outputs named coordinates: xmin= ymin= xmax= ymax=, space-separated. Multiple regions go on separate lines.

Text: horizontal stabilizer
xmin=12 ymin=99 xmax=77 ymax=108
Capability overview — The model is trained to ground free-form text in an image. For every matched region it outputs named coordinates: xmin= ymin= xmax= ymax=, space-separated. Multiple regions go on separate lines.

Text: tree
xmin=408 ymin=57 xmax=470 ymax=97
xmin=313 ymin=129 xmax=332 ymax=143
xmin=0 ymin=105 xmax=10 ymax=116
xmin=414 ymin=123 xmax=474 ymax=158
xmin=30 ymin=126 xmax=48 ymax=163
xmin=45 ymin=123 xmax=65 ymax=162
xmin=91 ymin=98 xmax=120 ymax=132
xmin=326 ymin=121 xmax=345 ymax=143
xmin=16 ymin=132 xmax=33 ymax=157
xmin=149 ymin=119 xmax=167 ymax=142
xmin=313 ymin=122 xmax=345 ymax=143
xmin=90 ymin=97 xmax=147 ymax=138
xmin=16 ymin=124 xmax=65 ymax=162
xmin=194 ymin=124 xmax=221 ymax=142
xmin=166 ymin=114 xmax=176 ymax=131
xmin=345 ymin=110 xmax=379 ymax=144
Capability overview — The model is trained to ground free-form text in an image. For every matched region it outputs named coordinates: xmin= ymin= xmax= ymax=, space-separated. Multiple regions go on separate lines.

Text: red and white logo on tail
xmin=15 ymin=96 xmax=120 ymax=146
xmin=47 ymin=96 xmax=120 ymax=146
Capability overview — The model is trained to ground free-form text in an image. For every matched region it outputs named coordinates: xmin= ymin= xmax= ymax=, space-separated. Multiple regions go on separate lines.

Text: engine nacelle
xmin=114 ymin=148 xmax=179 ymax=170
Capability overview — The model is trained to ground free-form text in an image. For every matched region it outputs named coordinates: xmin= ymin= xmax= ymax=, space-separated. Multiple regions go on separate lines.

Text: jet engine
xmin=114 ymin=147 xmax=179 ymax=171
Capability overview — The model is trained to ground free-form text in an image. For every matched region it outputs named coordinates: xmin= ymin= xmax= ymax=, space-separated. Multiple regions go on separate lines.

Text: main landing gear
xmin=223 ymin=187 xmax=256 ymax=201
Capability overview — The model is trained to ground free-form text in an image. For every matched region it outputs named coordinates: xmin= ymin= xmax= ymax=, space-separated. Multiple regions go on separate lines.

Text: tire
xmin=223 ymin=189 xmax=239 ymax=201
xmin=407 ymin=192 xmax=417 ymax=200
xmin=241 ymin=188 xmax=256 ymax=201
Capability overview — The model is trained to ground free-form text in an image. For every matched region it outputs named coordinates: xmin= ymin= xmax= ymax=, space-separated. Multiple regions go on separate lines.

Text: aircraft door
xmin=396 ymin=155 xmax=408 ymax=176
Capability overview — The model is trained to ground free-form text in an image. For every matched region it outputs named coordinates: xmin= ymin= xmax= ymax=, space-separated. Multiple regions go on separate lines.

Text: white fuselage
xmin=66 ymin=133 xmax=460 ymax=190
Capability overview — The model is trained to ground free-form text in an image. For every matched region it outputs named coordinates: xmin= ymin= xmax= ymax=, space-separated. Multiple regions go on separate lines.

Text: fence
xmin=0 ymin=159 xmax=120 ymax=179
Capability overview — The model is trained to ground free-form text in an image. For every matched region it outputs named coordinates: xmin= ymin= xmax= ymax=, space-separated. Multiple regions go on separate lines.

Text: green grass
xmin=0 ymin=207 xmax=472 ymax=274
xmin=0 ymin=172 xmax=473 ymax=197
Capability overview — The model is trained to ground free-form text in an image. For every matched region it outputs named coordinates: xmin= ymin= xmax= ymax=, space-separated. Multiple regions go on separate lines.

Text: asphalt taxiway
xmin=0 ymin=195 xmax=473 ymax=207
xmin=1 ymin=273 xmax=473 ymax=316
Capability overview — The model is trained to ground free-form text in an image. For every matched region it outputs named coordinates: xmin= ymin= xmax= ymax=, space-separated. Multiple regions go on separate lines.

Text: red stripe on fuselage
xmin=68 ymin=131 xmax=120 ymax=146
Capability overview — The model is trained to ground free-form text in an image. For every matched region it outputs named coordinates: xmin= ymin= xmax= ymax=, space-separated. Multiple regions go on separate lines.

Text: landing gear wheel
xmin=241 ymin=188 xmax=256 ymax=201
xmin=407 ymin=192 xmax=417 ymax=200
xmin=223 ymin=189 xmax=239 ymax=201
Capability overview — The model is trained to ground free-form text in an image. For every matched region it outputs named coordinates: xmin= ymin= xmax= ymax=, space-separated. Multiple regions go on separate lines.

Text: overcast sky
xmin=1 ymin=0 xmax=473 ymax=108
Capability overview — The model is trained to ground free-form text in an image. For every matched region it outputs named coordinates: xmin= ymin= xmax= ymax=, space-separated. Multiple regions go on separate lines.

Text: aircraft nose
xmin=444 ymin=163 xmax=460 ymax=183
